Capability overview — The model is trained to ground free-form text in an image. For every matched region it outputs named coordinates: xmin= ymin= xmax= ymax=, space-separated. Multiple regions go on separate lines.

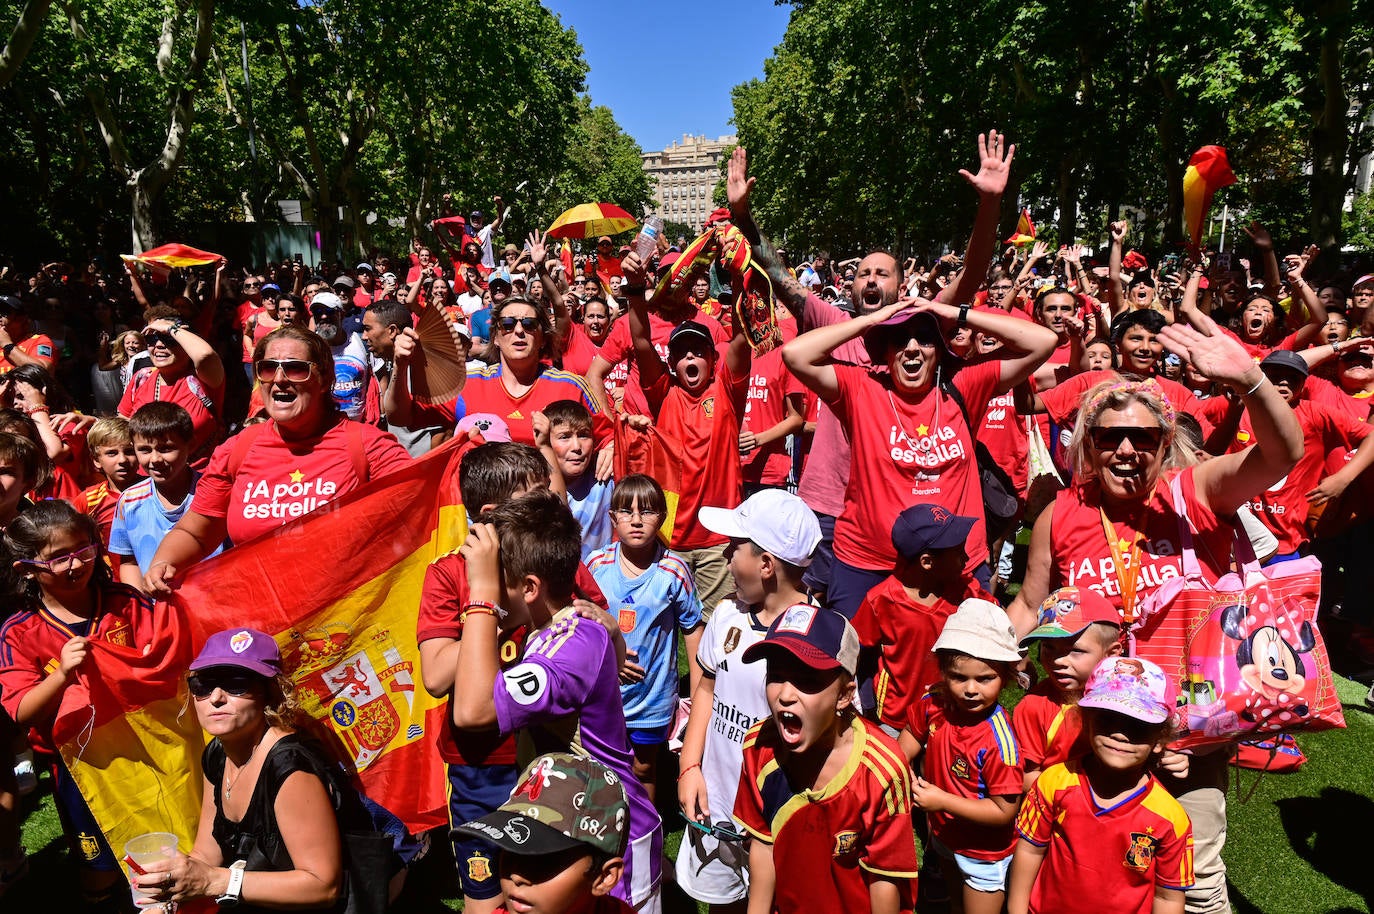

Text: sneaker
xmin=13 ymin=751 xmax=36 ymax=797
xmin=0 ymin=847 xmax=27 ymax=898
xmin=1365 ymin=680 xmax=1374 ymax=710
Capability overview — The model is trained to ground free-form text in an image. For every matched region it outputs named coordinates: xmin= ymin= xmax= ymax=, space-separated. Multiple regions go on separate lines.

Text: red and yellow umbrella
xmin=546 ymin=202 xmax=638 ymax=240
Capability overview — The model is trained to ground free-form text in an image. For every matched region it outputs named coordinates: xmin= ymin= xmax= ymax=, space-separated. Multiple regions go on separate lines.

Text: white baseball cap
xmin=311 ymin=290 xmax=345 ymax=311
xmin=699 ymin=489 xmax=821 ymax=567
xmin=932 ymin=599 xmax=1024 ymax=662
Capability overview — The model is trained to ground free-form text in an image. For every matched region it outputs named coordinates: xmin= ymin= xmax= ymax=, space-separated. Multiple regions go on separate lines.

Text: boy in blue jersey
xmin=451 ymin=488 xmax=664 ymax=911
xmin=540 ymin=399 xmax=615 ymax=560
xmin=587 ymin=474 xmax=703 ymax=801
xmin=108 ymin=402 xmax=223 ymax=584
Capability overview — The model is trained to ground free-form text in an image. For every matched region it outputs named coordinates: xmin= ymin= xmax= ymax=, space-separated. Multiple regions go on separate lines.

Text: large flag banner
xmin=613 ymin=416 xmax=681 ymax=544
xmin=54 ymin=599 xmax=204 ymax=866
xmin=120 ymin=243 xmax=224 ymax=269
xmin=176 ymin=438 xmax=472 ymax=836
xmin=1182 ymin=146 xmax=1237 ymax=254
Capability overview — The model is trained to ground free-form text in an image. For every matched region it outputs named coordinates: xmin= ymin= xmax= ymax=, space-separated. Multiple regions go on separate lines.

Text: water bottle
xmin=634 ymin=215 xmax=663 ymax=260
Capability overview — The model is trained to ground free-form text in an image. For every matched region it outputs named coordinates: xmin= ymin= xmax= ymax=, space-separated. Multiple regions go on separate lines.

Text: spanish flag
xmin=560 ymin=239 xmax=575 ymax=282
xmin=1183 ymin=146 xmax=1237 ymax=254
xmin=613 ymin=415 xmax=681 ymax=545
xmin=120 ymin=243 xmax=224 ymax=269
xmin=57 ymin=439 xmax=473 ymax=866
xmin=1006 ymin=209 xmax=1036 ymax=246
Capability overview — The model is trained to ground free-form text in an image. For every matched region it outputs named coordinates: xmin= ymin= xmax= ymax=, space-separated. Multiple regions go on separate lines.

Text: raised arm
xmin=1158 ymin=313 xmax=1302 ymax=514
xmin=1243 ymin=222 xmax=1283 ymax=299
xmin=148 ymin=318 xmax=224 ymax=391
xmin=725 ymin=146 xmax=810 ymax=323
xmin=1283 ymin=247 xmax=1327 ymax=347
xmin=621 ymin=252 xmax=668 ymax=396
xmin=782 ymin=300 xmax=910 ymax=402
xmin=383 ymin=328 xmax=421 ymax=427
xmin=938 ymin=130 xmax=1016 ymax=306
xmin=1107 ymin=221 xmax=1127 ymax=317
xmin=922 ymin=299 xmax=1058 ymax=393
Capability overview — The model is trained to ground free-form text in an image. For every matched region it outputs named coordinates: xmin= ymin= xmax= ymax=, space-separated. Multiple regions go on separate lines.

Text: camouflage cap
xmin=452 ymin=753 xmax=628 ymax=858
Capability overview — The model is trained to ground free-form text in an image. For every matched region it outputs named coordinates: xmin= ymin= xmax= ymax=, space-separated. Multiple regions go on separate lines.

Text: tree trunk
xmin=1310 ymin=0 xmax=1351 ymax=271
xmin=1056 ymin=156 xmax=1080 ymax=245
xmin=0 ymin=0 xmax=51 ymax=88
xmin=130 ymin=176 xmax=160 ymax=251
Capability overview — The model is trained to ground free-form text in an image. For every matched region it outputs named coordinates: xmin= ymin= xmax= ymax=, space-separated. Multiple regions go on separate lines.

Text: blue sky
xmin=543 ymin=0 xmax=792 ymax=152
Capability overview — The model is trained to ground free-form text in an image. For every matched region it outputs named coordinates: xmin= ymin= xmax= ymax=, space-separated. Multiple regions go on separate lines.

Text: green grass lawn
xmin=16 ymin=676 xmax=1374 ymax=912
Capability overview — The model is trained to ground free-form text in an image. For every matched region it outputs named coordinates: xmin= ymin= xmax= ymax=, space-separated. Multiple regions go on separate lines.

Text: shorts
xmin=678 ymin=545 xmax=731 ymax=618
xmin=52 ymin=757 xmax=117 ymax=872
xmin=928 ymin=834 xmax=1011 ymax=894
xmin=447 ymin=762 xmax=519 ymax=900
xmin=628 ymin=723 xmax=672 ymax=746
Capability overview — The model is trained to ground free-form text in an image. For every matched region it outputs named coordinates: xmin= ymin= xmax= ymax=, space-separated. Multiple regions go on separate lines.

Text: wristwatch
xmin=216 ymin=860 xmax=247 ymax=907
xmin=957 ymin=303 xmax=971 ymax=326
xmin=2 ymin=343 xmax=14 ymax=358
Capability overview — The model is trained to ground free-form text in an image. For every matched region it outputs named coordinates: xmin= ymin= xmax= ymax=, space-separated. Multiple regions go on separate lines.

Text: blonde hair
xmin=1067 ymin=379 xmax=1188 ymax=483
xmin=87 ymin=417 xmax=132 ymax=451
xmin=110 ymin=331 xmax=145 ymax=367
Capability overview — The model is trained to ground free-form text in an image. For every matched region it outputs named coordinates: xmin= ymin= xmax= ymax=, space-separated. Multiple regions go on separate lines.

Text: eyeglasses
xmin=144 ymin=330 xmax=178 ymax=348
xmin=255 ymin=359 xmax=315 ymax=382
xmin=611 ymin=508 xmax=663 ymax=521
xmin=187 ymin=671 xmax=262 ymax=699
xmin=23 ymin=544 xmax=97 ymax=573
xmin=680 ymin=812 xmax=745 ymax=842
xmin=989 ymin=285 xmax=1014 ymax=294
xmin=498 ymin=316 xmax=541 ymax=334
xmin=1089 ymin=426 xmax=1164 ymax=453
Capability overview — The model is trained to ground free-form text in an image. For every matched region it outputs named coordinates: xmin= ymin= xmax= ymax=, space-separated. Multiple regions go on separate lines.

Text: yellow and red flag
xmin=1183 ymin=146 xmax=1237 ymax=254
xmin=56 ymin=439 xmax=473 ymax=864
xmin=53 ymin=599 xmax=205 ymax=866
xmin=120 ymin=243 xmax=224 ymax=269
xmin=613 ymin=416 xmax=681 ymax=544
xmin=1005 ymin=209 xmax=1036 ymax=246
xmin=560 ymin=239 xmax=576 ymax=282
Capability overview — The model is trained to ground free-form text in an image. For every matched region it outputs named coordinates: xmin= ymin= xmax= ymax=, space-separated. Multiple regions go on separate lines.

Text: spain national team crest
xmin=949 ymin=755 xmax=972 ymax=781
xmin=618 ymin=608 xmax=637 ymax=633
xmin=103 ymin=618 xmax=132 ymax=648
xmin=833 ymin=831 xmax=858 ymax=857
xmin=702 ymin=396 xmax=715 ymax=418
xmin=293 ymin=623 xmax=420 ymax=770
xmin=466 ymin=851 xmax=493 ymax=883
xmin=1125 ymin=832 xmax=1158 ymax=869
xmin=78 ymin=832 xmax=101 ymax=862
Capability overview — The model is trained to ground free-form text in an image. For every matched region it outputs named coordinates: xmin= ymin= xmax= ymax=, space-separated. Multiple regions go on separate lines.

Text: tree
xmin=0 ymin=0 xmax=51 ymax=88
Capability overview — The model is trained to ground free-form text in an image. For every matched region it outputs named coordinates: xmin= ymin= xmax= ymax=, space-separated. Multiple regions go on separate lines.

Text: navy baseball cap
xmin=891 ymin=503 xmax=977 ymax=560
xmin=1260 ymin=349 xmax=1309 ymax=379
xmin=743 ymin=605 xmax=860 ymax=676
xmin=668 ymin=320 xmax=713 ymax=352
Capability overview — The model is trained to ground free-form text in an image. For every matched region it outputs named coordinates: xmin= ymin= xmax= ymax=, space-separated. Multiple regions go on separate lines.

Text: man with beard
xmin=309 ymin=291 xmax=371 ymax=420
xmin=725 ymin=132 xmax=1015 ymax=602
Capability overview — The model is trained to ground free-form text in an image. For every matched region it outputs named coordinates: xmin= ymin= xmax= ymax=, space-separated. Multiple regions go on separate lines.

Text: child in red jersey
xmin=80 ymin=418 xmax=139 ymax=553
xmin=623 ymin=250 xmax=752 ymax=615
xmin=902 ymin=599 xmax=1025 ymax=914
xmin=1013 ymin=586 xmax=1123 ymax=789
xmin=0 ymin=500 xmax=157 ymax=911
xmin=1008 ymin=657 xmax=1194 ymax=914
xmin=734 ymin=605 xmax=920 ymax=914
xmin=852 ymin=504 xmax=992 ymax=733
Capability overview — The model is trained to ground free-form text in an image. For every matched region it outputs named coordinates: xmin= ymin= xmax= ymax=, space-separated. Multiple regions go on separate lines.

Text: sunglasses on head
xmin=498 ymin=316 xmax=540 ymax=334
xmin=255 ymin=359 xmax=314 ymax=382
xmin=187 ymin=670 xmax=262 ymax=699
xmin=1089 ymin=425 xmax=1165 ymax=452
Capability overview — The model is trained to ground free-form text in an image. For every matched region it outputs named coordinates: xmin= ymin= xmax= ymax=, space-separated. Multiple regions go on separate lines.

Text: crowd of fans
xmin=0 ymin=129 xmax=1371 ymax=914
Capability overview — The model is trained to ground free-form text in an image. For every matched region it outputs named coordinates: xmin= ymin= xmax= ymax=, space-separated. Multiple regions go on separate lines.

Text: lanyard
xmin=1100 ymin=508 xmax=1144 ymax=624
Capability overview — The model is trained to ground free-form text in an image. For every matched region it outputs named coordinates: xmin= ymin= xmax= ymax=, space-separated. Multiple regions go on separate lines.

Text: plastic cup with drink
xmin=124 ymin=832 xmax=178 ymax=910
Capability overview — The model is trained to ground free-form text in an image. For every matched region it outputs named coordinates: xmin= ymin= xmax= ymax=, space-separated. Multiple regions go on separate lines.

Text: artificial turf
xmin=16 ymin=676 xmax=1374 ymax=912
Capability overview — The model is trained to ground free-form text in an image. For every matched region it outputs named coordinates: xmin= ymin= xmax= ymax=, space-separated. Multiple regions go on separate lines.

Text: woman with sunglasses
xmin=386 ymin=294 xmax=611 ymax=448
xmin=142 ymin=326 xmax=411 ymax=596
xmin=117 ymin=305 xmax=225 ymax=465
xmin=0 ymin=500 xmax=157 ymax=908
xmin=131 ymin=627 xmax=348 ymax=912
xmin=1006 ymin=313 xmax=1301 ymax=914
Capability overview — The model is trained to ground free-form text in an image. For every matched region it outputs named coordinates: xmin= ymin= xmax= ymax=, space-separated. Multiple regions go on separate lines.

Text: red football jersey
xmin=118 ymin=367 xmax=224 ymax=461
xmin=408 ymin=365 xmax=612 ymax=449
xmin=1016 ymin=761 xmax=1194 ymax=914
xmin=646 ymin=360 xmax=747 ymax=551
xmin=829 ymin=361 xmax=999 ymax=575
xmin=735 ymin=716 xmax=919 ymax=914
xmin=1011 ymin=681 xmax=1085 ymax=773
xmin=906 ymin=693 xmax=1022 ymax=860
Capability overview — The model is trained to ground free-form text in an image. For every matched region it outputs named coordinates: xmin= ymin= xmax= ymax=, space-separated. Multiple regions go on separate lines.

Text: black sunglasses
xmin=1089 ymin=426 xmax=1164 ymax=452
xmin=255 ymin=359 xmax=314 ymax=383
xmin=311 ymin=307 xmax=339 ymax=320
xmin=144 ymin=330 xmax=178 ymax=348
xmin=498 ymin=316 xmax=541 ymax=334
xmin=187 ymin=671 xmax=262 ymax=699
xmin=680 ymin=812 xmax=745 ymax=842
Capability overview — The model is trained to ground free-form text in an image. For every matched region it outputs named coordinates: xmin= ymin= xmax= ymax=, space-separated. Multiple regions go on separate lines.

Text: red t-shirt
xmin=1011 ymin=681 xmax=1085 ymax=773
xmin=33 ymin=464 xmax=83 ymax=507
xmin=0 ymin=332 xmax=56 ymax=374
xmin=416 ymin=551 xmax=607 ymax=765
xmin=1200 ymin=397 xmax=1370 ymax=553
xmin=741 ymin=346 xmax=805 ymax=486
xmin=1039 ymin=370 xmax=1204 ymax=431
xmin=192 ymin=419 xmax=412 ymax=545
xmin=118 ymin=367 xmax=224 ymax=462
xmin=851 ymin=575 xmax=986 ymax=728
xmin=735 ymin=716 xmax=919 ymax=914
xmin=796 ymin=294 xmax=869 ymax=518
xmin=559 ymin=324 xmax=600 ymax=378
xmin=409 ymin=364 xmax=611 ymax=449
xmin=234 ymin=301 xmax=263 ymax=334
xmin=906 ymin=693 xmax=1023 ymax=860
xmin=978 ymin=388 xmax=1030 ymax=496
xmin=1221 ymin=326 xmax=1300 ymax=361
xmin=1047 ymin=468 xmax=1233 ymax=615
xmin=830 ymin=361 xmax=1000 ymax=574
xmin=0 ymin=584 xmax=155 ymax=750
xmin=594 ymin=307 xmax=727 ymax=416
xmin=1016 ymin=761 xmax=1194 ymax=914
xmin=646 ymin=360 xmax=747 ymax=550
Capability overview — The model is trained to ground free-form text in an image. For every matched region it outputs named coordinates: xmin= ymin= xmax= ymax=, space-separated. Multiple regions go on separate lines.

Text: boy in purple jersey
xmin=452 ymin=488 xmax=665 ymax=911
